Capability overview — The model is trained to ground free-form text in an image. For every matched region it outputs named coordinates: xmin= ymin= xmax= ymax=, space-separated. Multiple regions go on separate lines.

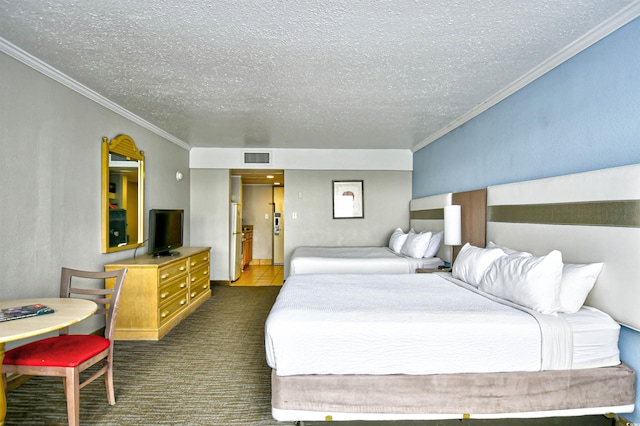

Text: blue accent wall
xmin=412 ymin=17 xmax=640 ymax=422
xmin=413 ymin=18 xmax=640 ymax=197
xmin=620 ymin=326 xmax=640 ymax=422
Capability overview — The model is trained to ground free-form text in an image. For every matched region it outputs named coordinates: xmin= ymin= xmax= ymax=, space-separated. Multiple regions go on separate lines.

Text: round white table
xmin=0 ymin=298 xmax=97 ymax=426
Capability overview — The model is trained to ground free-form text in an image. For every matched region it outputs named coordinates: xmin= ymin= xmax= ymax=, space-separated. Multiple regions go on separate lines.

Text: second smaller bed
xmin=289 ymin=246 xmax=443 ymax=275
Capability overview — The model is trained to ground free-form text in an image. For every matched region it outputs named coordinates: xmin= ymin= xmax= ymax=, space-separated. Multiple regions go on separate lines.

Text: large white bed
xmin=266 ymin=272 xmax=633 ymax=421
xmin=266 ymin=273 xmax=620 ymax=377
xmin=265 ymin=164 xmax=640 ymax=422
xmin=289 ymin=246 xmax=444 ymax=275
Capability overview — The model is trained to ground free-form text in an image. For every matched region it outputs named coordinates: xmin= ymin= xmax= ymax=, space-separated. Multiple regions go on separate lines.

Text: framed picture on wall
xmin=332 ymin=180 xmax=364 ymax=219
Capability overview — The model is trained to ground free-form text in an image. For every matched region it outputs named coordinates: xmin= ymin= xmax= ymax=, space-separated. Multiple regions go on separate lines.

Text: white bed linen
xmin=561 ymin=306 xmax=621 ymax=368
xmin=289 ymin=246 xmax=443 ymax=275
xmin=265 ymin=273 xmax=620 ymax=377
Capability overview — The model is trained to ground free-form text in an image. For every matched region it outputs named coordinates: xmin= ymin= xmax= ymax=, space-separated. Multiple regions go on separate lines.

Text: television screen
xmin=148 ymin=209 xmax=184 ymax=256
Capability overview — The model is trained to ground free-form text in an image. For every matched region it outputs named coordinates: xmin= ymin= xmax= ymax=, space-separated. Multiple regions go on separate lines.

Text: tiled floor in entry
xmin=230 ymin=264 xmax=284 ymax=286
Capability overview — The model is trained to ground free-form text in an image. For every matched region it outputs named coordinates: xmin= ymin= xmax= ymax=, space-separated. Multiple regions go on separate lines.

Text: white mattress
xmin=265 ymin=273 xmax=620 ymax=376
xmin=289 ymin=246 xmax=443 ymax=275
xmin=562 ymin=305 xmax=621 ymax=369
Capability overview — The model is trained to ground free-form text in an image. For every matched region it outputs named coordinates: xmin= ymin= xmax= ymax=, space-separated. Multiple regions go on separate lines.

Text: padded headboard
xmin=410 ymin=189 xmax=488 ymax=263
xmin=410 ymin=193 xmax=452 ymax=262
xmin=452 ymin=189 xmax=487 ymax=262
xmin=486 ymin=164 xmax=640 ymax=330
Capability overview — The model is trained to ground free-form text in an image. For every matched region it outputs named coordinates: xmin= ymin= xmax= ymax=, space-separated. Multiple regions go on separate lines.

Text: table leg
xmin=0 ymin=342 xmax=5 ymax=426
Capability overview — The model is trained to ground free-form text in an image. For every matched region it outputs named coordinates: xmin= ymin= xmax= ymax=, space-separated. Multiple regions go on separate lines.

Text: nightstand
xmin=416 ymin=267 xmax=451 ymax=273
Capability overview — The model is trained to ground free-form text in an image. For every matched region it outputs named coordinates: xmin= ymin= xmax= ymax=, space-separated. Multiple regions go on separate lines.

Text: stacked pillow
xmin=388 ymin=228 xmax=444 ymax=258
xmin=452 ymin=242 xmax=603 ymax=314
xmin=486 ymin=241 xmax=532 ymax=257
xmin=479 ymin=250 xmax=564 ymax=314
xmin=451 ymin=243 xmax=506 ymax=287
xmin=558 ymin=262 xmax=604 ymax=313
xmin=400 ymin=230 xmax=433 ymax=258
xmin=388 ymin=228 xmax=409 ymax=254
xmin=423 ymin=231 xmax=444 ymax=258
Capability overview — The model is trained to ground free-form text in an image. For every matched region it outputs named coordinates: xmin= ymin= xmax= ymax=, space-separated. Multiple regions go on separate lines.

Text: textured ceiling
xmin=0 ymin=0 xmax=637 ymax=150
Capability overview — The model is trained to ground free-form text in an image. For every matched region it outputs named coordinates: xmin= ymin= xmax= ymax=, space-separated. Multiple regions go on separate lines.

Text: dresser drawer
xmin=158 ymin=259 xmax=188 ymax=286
xmin=159 ymin=289 xmax=188 ymax=326
xmin=190 ymin=263 xmax=210 ymax=285
xmin=189 ymin=276 xmax=210 ymax=301
xmin=158 ymin=276 xmax=188 ymax=305
xmin=189 ymin=250 xmax=210 ymax=271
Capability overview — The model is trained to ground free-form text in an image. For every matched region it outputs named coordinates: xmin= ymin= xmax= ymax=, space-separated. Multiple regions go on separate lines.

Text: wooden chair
xmin=2 ymin=267 xmax=127 ymax=426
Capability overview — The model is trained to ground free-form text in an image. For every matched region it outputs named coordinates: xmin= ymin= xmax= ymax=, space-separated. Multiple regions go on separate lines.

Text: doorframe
xmin=271 ymin=185 xmax=285 ymax=266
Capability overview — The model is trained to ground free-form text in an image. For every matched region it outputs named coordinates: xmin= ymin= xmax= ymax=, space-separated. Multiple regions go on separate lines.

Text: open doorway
xmin=230 ymin=169 xmax=285 ymax=267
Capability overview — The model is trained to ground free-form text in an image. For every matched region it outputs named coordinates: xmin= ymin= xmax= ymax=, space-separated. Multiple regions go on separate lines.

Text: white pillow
xmin=388 ymin=228 xmax=409 ymax=254
xmin=400 ymin=231 xmax=433 ymax=258
xmin=452 ymin=243 xmax=506 ymax=287
xmin=487 ymin=241 xmax=533 ymax=257
xmin=423 ymin=231 xmax=443 ymax=258
xmin=479 ymin=250 xmax=564 ymax=314
xmin=558 ymin=262 xmax=604 ymax=313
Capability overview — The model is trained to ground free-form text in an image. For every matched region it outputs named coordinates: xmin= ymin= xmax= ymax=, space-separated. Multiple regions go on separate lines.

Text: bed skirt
xmin=271 ymin=363 xmax=635 ymax=421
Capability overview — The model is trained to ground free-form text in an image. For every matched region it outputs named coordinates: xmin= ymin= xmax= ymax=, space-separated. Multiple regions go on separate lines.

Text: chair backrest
xmin=59 ymin=267 xmax=127 ymax=342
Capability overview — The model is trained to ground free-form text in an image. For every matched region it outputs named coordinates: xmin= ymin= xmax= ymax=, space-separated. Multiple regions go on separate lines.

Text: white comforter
xmin=265 ymin=273 xmax=582 ymax=377
xmin=289 ymin=246 xmax=443 ymax=275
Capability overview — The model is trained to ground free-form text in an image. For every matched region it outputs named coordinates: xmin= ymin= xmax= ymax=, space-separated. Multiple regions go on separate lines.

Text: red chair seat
xmin=3 ymin=335 xmax=110 ymax=368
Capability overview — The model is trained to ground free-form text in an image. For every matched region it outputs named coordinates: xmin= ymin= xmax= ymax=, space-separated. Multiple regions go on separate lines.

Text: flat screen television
xmin=148 ymin=209 xmax=184 ymax=257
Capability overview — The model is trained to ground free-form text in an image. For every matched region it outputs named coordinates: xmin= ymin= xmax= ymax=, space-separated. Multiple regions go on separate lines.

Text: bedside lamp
xmin=443 ymin=205 xmax=462 ymax=267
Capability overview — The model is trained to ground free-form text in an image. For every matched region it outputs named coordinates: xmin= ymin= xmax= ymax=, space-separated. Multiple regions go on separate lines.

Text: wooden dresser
xmin=104 ymin=247 xmax=211 ymax=340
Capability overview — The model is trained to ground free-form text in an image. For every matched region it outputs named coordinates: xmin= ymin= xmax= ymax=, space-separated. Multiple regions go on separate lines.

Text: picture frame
xmin=332 ymin=180 xmax=364 ymax=219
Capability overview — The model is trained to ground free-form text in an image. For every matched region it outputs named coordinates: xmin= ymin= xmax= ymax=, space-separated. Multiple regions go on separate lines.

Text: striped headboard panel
xmin=410 ymin=190 xmax=488 ymax=263
xmin=410 ymin=193 xmax=452 ymax=262
xmin=486 ymin=163 xmax=640 ymax=330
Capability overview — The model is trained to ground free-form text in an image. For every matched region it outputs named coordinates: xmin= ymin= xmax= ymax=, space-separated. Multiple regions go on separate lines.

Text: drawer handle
xmin=179 ymin=266 xmax=186 ymax=271
xmin=161 ymin=310 xmax=170 ymax=318
xmin=203 ymin=270 xmax=208 ymax=275
xmin=202 ymin=284 xmax=208 ymax=289
xmin=180 ymin=283 xmax=186 ymax=288
xmin=191 ymin=277 xmax=197 ymax=283
xmin=191 ymin=291 xmax=197 ymax=298
xmin=161 ymin=273 xmax=170 ymax=279
xmin=160 ymin=292 xmax=170 ymax=299
xmin=180 ymin=298 xmax=187 ymax=305
xmin=191 ymin=261 xmax=197 ymax=266
xmin=204 ymin=257 xmax=209 ymax=261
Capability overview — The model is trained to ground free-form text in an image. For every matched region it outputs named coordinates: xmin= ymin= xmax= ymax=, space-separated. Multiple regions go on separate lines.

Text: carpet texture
xmin=4 ymin=286 xmax=616 ymax=426
xmin=5 ymin=286 xmax=282 ymax=425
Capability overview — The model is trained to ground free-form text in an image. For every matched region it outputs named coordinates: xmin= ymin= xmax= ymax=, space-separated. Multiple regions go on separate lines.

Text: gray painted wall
xmin=0 ymin=52 xmax=190 ymax=338
xmin=190 ymin=169 xmax=230 ymax=281
xmin=284 ymin=169 xmax=412 ymax=277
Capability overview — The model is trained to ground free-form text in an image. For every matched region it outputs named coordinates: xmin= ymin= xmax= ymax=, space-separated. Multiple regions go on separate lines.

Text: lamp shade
xmin=444 ymin=205 xmax=462 ymax=246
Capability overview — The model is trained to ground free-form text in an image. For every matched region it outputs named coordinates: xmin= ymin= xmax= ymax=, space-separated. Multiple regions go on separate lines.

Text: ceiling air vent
xmin=243 ymin=151 xmax=271 ymax=165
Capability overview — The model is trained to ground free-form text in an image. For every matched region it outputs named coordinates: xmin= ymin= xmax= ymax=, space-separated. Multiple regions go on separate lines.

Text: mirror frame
xmin=101 ymin=134 xmax=145 ymax=253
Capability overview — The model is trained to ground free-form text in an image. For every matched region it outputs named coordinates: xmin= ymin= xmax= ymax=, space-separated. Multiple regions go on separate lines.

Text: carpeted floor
xmin=4 ymin=286 xmax=616 ymax=426
xmin=5 ymin=286 xmax=282 ymax=425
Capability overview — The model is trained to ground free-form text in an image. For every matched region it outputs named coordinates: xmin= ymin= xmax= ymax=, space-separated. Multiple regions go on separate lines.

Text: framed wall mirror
xmin=101 ymin=134 xmax=145 ymax=253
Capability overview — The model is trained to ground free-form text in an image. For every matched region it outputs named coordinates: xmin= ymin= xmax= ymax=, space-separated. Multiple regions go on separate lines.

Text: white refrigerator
xmin=230 ymin=202 xmax=243 ymax=281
